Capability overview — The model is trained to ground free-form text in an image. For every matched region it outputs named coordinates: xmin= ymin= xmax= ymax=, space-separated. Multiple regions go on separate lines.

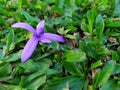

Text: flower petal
xmin=21 ymin=36 xmax=38 ymax=62
xmin=42 ymin=33 xmax=65 ymax=42
xmin=40 ymin=38 xmax=51 ymax=43
xmin=36 ymin=20 xmax=45 ymax=35
xmin=11 ymin=22 xmax=36 ymax=35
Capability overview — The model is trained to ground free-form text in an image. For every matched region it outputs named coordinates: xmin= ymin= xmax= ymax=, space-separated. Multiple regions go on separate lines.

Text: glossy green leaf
xmin=93 ymin=60 xmax=114 ymax=88
xmin=87 ymin=7 xmax=97 ymax=34
xmin=62 ymin=61 xmax=82 ymax=75
xmin=112 ymin=62 xmax=120 ymax=75
xmin=100 ymin=80 xmax=120 ymax=90
xmin=71 ymin=78 xmax=85 ymax=90
xmin=44 ymin=76 xmax=84 ymax=90
xmin=19 ymin=72 xmax=46 ymax=90
xmin=85 ymin=43 xmax=99 ymax=60
xmin=19 ymin=59 xmax=51 ymax=73
xmin=113 ymin=0 xmax=120 ymax=16
xmin=95 ymin=14 xmax=104 ymax=40
xmin=65 ymin=50 xmax=87 ymax=63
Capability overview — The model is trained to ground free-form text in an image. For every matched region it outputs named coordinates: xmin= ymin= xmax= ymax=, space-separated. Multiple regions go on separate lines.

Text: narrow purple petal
xmin=21 ymin=36 xmax=38 ymax=62
xmin=42 ymin=33 xmax=65 ymax=42
xmin=11 ymin=22 xmax=37 ymax=35
xmin=36 ymin=20 xmax=45 ymax=36
xmin=40 ymin=38 xmax=51 ymax=43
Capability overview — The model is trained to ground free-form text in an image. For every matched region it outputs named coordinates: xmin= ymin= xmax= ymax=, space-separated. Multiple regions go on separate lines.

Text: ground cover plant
xmin=1 ymin=0 xmax=120 ymax=90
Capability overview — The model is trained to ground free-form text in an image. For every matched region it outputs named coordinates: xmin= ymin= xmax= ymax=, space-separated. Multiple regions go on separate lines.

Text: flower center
xmin=35 ymin=35 xmax=41 ymax=39
xmin=37 ymin=28 xmax=44 ymax=36
xmin=35 ymin=33 xmax=44 ymax=40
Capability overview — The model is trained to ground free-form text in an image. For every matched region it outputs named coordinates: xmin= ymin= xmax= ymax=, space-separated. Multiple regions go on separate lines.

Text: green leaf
xmin=19 ymin=60 xmax=41 ymax=72
xmin=75 ymin=0 xmax=82 ymax=6
xmin=0 ymin=63 xmax=12 ymax=77
xmin=0 ymin=16 xmax=5 ymax=25
xmin=97 ymin=45 xmax=110 ymax=55
xmin=113 ymin=0 xmax=120 ymax=16
xmin=0 ymin=84 xmax=7 ymax=90
xmin=6 ymin=30 xmax=14 ymax=51
xmin=62 ymin=61 xmax=82 ymax=75
xmin=44 ymin=76 xmax=84 ymax=90
xmin=8 ymin=85 xmax=24 ymax=90
xmin=45 ymin=69 xmax=57 ymax=75
xmin=18 ymin=0 xmax=22 ymax=14
xmin=0 ymin=77 xmax=11 ymax=83
xmin=19 ymin=59 xmax=51 ymax=73
xmin=112 ymin=51 xmax=119 ymax=61
xmin=21 ymin=10 xmax=40 ymax=23
xmin=51 ymin=6 xmax=64 ymax=15
xmin=0 ymin=49 xmax=3 ymax=59
xmin=71 ymin=78 xmax=85 ymax=90
xmin=36 ymin=50 xmax=55 ymax=61
xmin=87 ymin=7 xmax=97 ymax=34
xmin=100 ymin=80 xmax=120 ymax=90
xmin=65 ymin=34 xmax=75 ymax=39
xmin=81 ymin=19 xmax=89 ymax=32
xmin=85 ymin=43 xmax=99 ymax=60
xmin=112 ymin=62 xmax=120 ymax=75
xmin=106 ymin=21 xmax=120 ymax=27
xmin=90 ymin=60 xmax=103 ymax=70
xmin=0 ymin=50 xmax=21 ymax=63
xmin=95 ymin=14 xmax=104 ymax=40
xmin=93 ymin=60 xmax=114 ymax=88
xmin=65 ymin=50 xmax=87 ymax=63
xmin=19 ymin=72 xmax=46 ymax=90
xmin=49 ymin=41 xmax=60 ymax=50
xmin=44 ymin=77 xmax=71 ymax=90
xmin=45 ymin=0 xmax=55 ymax=4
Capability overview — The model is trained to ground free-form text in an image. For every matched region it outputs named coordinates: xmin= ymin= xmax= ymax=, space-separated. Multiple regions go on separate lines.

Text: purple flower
xmin=11 ymin=20 xmax=65 ymax=62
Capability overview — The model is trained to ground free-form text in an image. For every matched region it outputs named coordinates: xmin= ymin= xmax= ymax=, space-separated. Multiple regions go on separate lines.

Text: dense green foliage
xmin=1 ymin=0 xmax=120 ymax=90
